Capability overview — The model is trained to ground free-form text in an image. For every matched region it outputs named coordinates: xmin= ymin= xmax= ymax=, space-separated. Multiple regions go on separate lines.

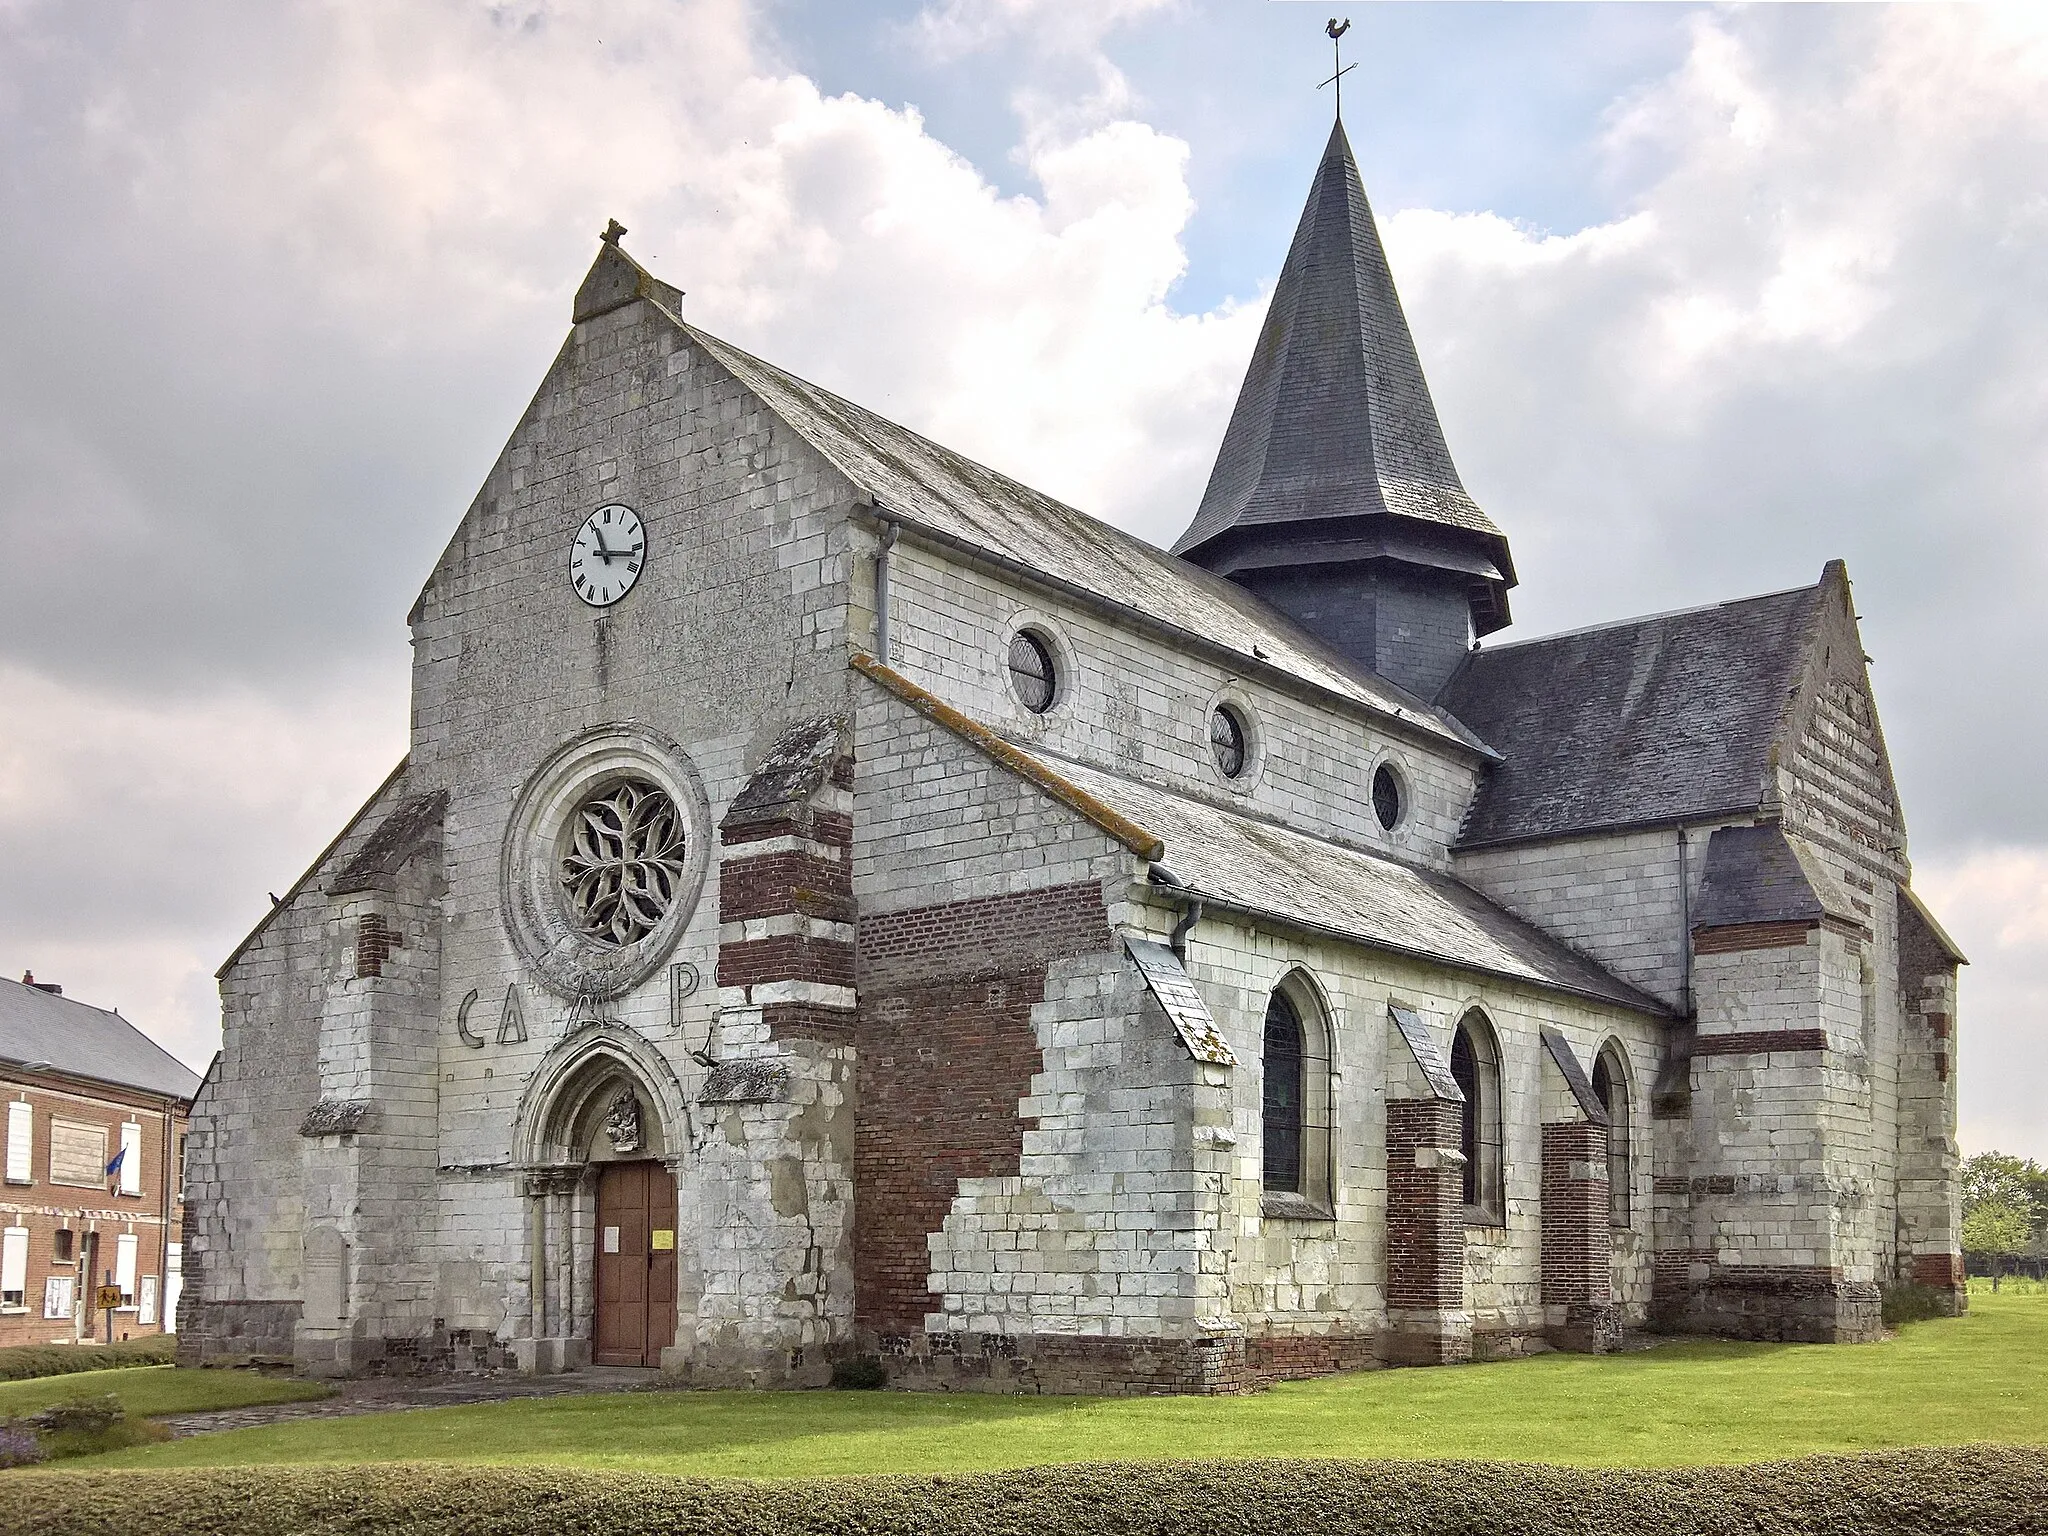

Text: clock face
xmin=569 ymin=504 xmax=646 ymax=607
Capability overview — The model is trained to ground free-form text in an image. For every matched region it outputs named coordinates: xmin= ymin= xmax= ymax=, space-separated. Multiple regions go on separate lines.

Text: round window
xmin=559 ymin=778 xmax=689 ymax=947
xmin=1371 ymin=762 xmax=1404 ymax=830
xmin=1210 ymin=705 xmax=1248 ymax=778
xmin=1008 ymin=629 xmax=1057 ymax=713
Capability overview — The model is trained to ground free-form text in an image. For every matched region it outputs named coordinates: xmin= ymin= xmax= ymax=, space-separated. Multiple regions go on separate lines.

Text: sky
xmin=0 ymin=0 xmax=2042 ymax=1160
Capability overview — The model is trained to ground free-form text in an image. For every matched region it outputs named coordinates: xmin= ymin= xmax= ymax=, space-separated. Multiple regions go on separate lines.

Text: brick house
xmin=1 ymin=974 xmax=198 ymax=1347
xmin=180 ymin=123 xmax=1967 ymax=1389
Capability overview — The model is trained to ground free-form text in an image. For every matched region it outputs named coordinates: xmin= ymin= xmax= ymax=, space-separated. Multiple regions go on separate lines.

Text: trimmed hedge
xmin=0 ymin=1339 xmax=176 ymax=1384
xmin=6 ymin=1448 xmax=2047 ymax=1536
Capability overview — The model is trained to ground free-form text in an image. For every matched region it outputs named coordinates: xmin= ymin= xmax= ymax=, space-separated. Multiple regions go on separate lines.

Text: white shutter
xmin=119 ymin=1121 xmax=142 ymax=1195
xmin=164 ymin=1244 xmax=182 ymax=1334
xmin=4 ymin=1102 xmax=29 ymax=1183
xmin=0 ymin=1226 xmax=26 ymax=1301
xmin=115 ymin=1232 xmax=138 ymax=1301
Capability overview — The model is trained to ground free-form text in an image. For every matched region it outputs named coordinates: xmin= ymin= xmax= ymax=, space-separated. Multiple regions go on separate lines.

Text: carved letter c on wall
xmin=456 ymin=988 xmax=485 ymax=1048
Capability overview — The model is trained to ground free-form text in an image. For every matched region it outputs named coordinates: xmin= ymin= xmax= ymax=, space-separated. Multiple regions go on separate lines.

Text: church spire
xmin=1173 ymin=121 xmax=1515 ymax=696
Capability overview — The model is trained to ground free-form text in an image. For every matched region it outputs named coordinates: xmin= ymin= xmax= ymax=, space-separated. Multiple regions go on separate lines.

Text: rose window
xmin=559 ymin=779 xmax=688 ymax=947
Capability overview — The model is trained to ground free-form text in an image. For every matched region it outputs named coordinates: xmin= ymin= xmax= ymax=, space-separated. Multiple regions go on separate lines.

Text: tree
xmin=1962 ymin=1152 xmax=2048 ymax=1243
xmin=1962 ymin=1200 xmax=2033 ymax=1291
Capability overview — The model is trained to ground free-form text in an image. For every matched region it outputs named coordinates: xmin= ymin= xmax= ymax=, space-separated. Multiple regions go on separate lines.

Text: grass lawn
xmin=68 ymin=1294 xmax=2048 ymax=1477
xmin=0 ymin=1365 xmax=332 ymax=1421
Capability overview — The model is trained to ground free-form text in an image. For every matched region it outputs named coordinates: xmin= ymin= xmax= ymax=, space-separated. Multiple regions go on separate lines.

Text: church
xmin=179 ymin=120 xmax=1968 ymax=1392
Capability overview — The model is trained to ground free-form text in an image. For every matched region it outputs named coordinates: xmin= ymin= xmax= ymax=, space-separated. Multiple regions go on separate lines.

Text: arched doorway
xmin=512 ymin=1029 xmax=690 ymax=1372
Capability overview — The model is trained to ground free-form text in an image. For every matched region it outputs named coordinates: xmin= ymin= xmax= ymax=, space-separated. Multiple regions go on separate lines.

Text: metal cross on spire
xmin=1319 ymin=17 xmax=1355 ymax=120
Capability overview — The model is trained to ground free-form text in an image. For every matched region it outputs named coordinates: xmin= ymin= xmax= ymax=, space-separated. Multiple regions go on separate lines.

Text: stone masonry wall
xmin=183 ymin=766 xmax=412 ymax=1365
xmin=854 ymin=883 xmax=1112 ymax=1337
xmin=878 ymin=537 xmax=1481 ymax=868
xmin=1895 ymin=890 xmax=1964 ymax=1309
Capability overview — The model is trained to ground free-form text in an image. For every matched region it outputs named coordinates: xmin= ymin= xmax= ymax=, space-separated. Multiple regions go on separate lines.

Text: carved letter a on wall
xmin=497 ymin=984 xmax=528 ymax=1045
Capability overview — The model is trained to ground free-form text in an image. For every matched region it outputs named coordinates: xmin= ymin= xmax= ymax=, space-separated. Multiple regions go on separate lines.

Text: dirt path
xmin=159 ymin=1366 xmax=662 ymax=1438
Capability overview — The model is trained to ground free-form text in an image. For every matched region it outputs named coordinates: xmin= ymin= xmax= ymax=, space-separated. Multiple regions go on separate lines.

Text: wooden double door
xmin=593 ymin=1160 xmax=678 ymax=1367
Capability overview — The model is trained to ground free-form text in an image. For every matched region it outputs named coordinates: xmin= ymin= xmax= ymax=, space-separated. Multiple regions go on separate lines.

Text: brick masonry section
xmin=1384 ymin=1097 xmax=1467 ymax=1363
xmin=1690 ymin=920 xmax=1818 ymax=955
xmin=854 ymin=882 xmax=1112 ymax=1335
xmin=1689 ymin=1029 xmax=1828 ymax=1057
xmin=1540 ymin=1120 xmax=1619 ymax=1352
xmin=1671 ymin=1264 xmax=1882 ymax=1344
xmin=1247 ymin=1331 xmax=1379 ymax=1384
xmin=353 ymin=912 xmax=402 ymax=979
xmin=876 ymin=1329 xmax=1250 ymax=1395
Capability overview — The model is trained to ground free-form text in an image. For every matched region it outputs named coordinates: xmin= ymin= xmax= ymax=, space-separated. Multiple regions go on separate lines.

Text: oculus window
xmin=1450 ymin=1011 xmax=1505 ymax=1224
xmin=1007 ymin=630 xmax=1057 ymax=713
xmin=1210 ymin=705 xmax=1249 ymax=778
xmin=1371 ymin=762 xmax=1404 ymax=830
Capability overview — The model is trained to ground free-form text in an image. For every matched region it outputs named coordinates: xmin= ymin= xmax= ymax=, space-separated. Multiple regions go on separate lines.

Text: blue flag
xmin=104 ymin=1147 xmax=126 ymax=1178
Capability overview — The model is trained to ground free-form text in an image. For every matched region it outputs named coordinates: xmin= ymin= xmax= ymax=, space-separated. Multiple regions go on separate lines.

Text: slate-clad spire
xmin=1174 ymin=122 xmax=1515 ymax=697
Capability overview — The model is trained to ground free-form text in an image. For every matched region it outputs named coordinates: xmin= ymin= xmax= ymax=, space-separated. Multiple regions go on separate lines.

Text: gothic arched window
xmin=1261 ymin=978 xmax=1333 ymax=1214
xmin=1449 ymin=1011 xmax=1504 ymax=1224
xmin=1592 ymin=1042 xmax=1632 ymax=1228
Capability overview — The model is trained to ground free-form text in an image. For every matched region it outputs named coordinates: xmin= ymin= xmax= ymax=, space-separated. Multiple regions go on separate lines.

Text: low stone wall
xmin=175 ymin=1299 xmax=302 ymax=1367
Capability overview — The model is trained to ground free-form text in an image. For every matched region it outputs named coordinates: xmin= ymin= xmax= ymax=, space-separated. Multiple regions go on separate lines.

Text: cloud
xmin=905 ymin=0 xmax=1180 ymax=64
xmin=1378 ymin=6 xmax=2048 ymax=853
xmin=0 ymin=660 xmax=405 ymax=1070
xmin=1916 ymin=849 xmax=2048 ymax=1161
xmin=0 ymin=1 xmax=2041 ymax=1160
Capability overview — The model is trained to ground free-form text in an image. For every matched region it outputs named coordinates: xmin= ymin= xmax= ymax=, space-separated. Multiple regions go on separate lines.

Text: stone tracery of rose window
xmin=559 ymin=779 xmax=688 ymax=947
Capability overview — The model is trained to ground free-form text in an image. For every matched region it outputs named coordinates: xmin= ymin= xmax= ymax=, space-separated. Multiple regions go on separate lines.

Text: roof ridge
xmin=1469 ymin=579 xmax=1821 ymax=657
xmin=671 ymin=314 xmax=1493 ymax=756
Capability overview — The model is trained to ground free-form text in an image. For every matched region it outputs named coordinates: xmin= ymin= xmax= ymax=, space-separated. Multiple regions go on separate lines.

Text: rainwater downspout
xmin=874 ymin=520 xmax=899 ymax=664
xmin=1152 ymin=863 xmax=1204 ymax=960
xmin=1677 ymin=827 xmax=1694 ymax=1017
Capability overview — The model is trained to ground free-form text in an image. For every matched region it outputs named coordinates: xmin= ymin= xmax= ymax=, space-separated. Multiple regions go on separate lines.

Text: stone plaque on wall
xmin=48 ymin=1120 xmax=107 ymax=1187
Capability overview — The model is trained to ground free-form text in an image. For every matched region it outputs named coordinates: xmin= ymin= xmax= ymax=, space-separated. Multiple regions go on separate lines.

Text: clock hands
xmin=584 ymin=529 xmax=642 ymax=565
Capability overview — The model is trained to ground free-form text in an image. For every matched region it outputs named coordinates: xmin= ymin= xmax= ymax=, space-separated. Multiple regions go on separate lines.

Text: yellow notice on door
xmin=650 ymin=1229 xmax=675 ymax=1251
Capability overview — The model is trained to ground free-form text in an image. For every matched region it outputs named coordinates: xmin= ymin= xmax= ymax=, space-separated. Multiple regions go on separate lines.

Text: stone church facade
xmin=180 ymin=125 xmax=1967 ymax=1391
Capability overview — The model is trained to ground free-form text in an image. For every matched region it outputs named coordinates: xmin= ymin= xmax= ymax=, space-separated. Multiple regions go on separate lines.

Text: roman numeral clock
xmin=569 ymin=503 xmax=646 ymax=607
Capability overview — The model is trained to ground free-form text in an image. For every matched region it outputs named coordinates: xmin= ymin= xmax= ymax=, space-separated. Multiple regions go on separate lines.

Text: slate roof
xmin=1693 ymin=823 xmax=1860 ymax=930
xmin=0 ymin=977 xmax=202 ymax=1101
xmin=1010 ymin=747 xmax=1665 ymax=1016
xmin=673 ymin=317 xmax=1488 ymax=758
xmin=1171 ymin=124 xmax=1508 ymax=594
xmin=1437 ymin=582 xmax=1823 ymax=848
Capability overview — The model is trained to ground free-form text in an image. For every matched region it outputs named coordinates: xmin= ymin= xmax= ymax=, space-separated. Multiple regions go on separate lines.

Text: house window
xmin=53 ymin=1228 xmax=74 ymax=1264
xmin=117 ymin=1121 xmax=143 ymax=1196
xmin=48 ymin=1119 xmax=107 ymax=1189
xmin=1007 ymin=629 xmax=1057 ymax=713
xmin=44 ymin=1274 xmax=74 ymax=1321
xmin=114 ymin=1232 xmax=138 ymax=1308
xmin=1450 ymin=1011 xmax=1505 ymax=1224
xmin=139 ymin=1275 xmax=159 ymax=1326
xmin=1260 ymin=977 xmax=1334 ymax=1215
xmin=5 ymin=1100 xmax=30 ymax=1184
xmin=1592 ymin=1043 xmax=1632 ymax=1228
xmin=0 ymin=1226 xmax=26 ymax=1310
